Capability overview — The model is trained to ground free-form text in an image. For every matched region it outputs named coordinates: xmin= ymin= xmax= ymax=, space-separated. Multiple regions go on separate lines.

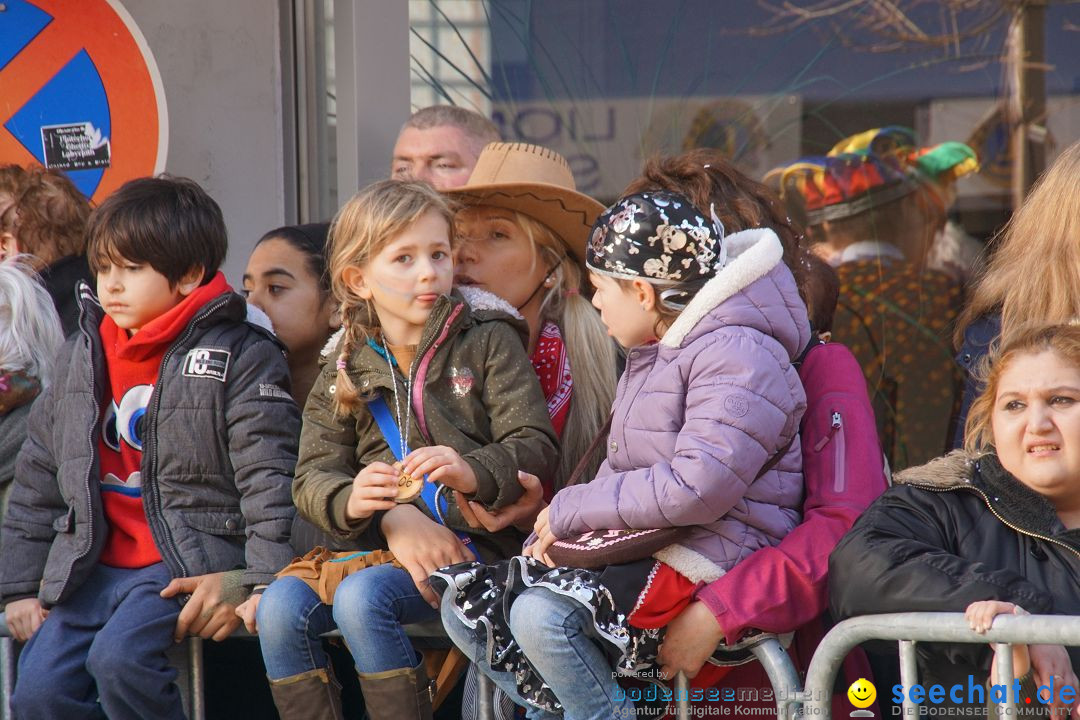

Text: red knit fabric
xmin=98 ymin=273 xmax=230 ymax=568
xmin=628 ymin=563 xmax=733 ymax=690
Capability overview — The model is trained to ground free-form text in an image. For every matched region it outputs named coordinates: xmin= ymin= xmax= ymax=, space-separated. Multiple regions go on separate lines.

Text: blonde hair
xmin=963 ymin=323 xmax=1080 ymax=455
xmin=511 ymin=212 xmax=618 ymax=491
xmin=956 ymin=141 xmax=1080 ymax=347
xmin=328 ymin=179 xmax=454 ymax=414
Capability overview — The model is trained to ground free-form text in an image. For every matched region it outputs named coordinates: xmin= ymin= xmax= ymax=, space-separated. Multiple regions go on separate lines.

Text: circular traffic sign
xmin=0 ymin=0 xmax=167 ymax=203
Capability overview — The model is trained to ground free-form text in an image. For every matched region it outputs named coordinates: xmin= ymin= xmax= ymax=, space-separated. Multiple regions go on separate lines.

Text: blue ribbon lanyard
xmin=367 ymin=395 xmax=480 ymax=560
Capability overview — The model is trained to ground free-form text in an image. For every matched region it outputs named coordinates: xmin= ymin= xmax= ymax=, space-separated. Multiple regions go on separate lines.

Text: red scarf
xmin=530 ymin=321 xmax=573 ymax=437
xmin=98 ymin=272 xmax=231 ymax=568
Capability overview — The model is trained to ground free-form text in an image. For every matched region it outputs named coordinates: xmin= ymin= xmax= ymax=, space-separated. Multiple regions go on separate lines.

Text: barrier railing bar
xmin=0 ymin=637 xmax=12 ymax=720
xmin=750 ymin=638 xmax=803 ymax=720
xmin=994 ymin=642 xmax=1014 ymax=720
xmin=898 ymin=639 xmax=918 ymax=719
xmin=804 ymin=613 xmax=1080 ymax=719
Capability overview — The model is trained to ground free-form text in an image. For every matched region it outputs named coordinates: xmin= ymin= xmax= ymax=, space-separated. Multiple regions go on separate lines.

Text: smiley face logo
xmin=847 ymin=678 xmax=877 ymax=709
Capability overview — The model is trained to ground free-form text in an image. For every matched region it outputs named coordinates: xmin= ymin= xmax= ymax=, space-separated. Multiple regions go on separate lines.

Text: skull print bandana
xmin=586 ymin=191 xmax=727 ymax=295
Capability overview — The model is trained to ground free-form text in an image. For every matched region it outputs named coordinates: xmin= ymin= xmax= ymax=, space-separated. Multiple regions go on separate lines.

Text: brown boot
xmin=268 ymin=667 xmax=344 ymax=720
xmin=356 ymin=657 xmax=434 ymax=720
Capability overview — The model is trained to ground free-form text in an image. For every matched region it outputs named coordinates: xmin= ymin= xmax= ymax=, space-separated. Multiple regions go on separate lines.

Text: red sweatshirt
xmin=98 ymin=273 xmax=230 ymax=568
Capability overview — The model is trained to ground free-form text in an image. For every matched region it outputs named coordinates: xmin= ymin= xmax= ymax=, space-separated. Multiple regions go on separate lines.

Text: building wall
xmin=122 ymin=0 xmax=289 ymax=285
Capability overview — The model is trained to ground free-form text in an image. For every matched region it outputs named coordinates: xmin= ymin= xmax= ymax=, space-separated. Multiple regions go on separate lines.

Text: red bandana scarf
xmin=530 ymin=321 xmax=573 ymax=437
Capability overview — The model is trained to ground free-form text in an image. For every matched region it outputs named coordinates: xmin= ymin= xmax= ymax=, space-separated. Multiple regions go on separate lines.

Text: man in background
xmin=390 ymin=105 xmax=500 ymax=190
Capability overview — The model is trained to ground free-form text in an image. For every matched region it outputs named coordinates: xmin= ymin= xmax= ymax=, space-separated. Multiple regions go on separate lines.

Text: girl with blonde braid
xmin=250 ymin=179 xmax=557 ymax=720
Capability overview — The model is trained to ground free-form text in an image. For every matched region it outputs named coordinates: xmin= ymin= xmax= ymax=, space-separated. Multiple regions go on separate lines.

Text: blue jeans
xmin=256 ymin=563 xmax=438 ymax=678
xmin=13 ymin=562 xmax=184 ymax=720
xmin=441 ymin=585 xmax=636 ymax=720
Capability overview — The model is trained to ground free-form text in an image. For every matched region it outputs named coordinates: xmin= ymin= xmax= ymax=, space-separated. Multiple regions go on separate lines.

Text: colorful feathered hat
xmin=766 ymin=127 xmax=978 ymax=226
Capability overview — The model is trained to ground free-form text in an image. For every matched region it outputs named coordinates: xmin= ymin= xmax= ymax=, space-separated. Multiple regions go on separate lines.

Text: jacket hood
xmin=895 ymin=450 xmax=1069 ymax=539
xmin=659 ymin=228 xmax=808 ymax=360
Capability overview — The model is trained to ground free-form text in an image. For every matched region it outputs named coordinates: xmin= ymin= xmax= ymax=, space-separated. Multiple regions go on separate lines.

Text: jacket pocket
xmin=52 ymin=507 xmax=75 ymax=533
xmin=181 ymin=509 xmax=246 ymax=536
xmin=813 ymin=410 xmax=846 ymax=493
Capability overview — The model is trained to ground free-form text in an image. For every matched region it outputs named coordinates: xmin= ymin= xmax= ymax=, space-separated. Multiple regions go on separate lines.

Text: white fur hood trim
xmin=321 ymin=326 xmax=345 ymax=360
xmin=457 ymin=285 xmax=523 ymax=319
xmin=660 ymin=228 xmax=784 ymax=348
xmin=652 ymin=543 xmax=726 ymax=584
xmin=317 ymin=288 xmax=519 ymax=361
xmin=245 ymin=303 xmax=275 ymax=335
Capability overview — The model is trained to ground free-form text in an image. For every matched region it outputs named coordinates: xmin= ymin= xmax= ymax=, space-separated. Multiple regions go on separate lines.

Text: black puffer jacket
xmin=830 ymin=451 xmax=1080 ymax=686
xmin=0 ymin=284 xmax=300 ymax=606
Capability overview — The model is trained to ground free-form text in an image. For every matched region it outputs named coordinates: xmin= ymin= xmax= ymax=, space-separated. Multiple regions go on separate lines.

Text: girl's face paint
xmin=344 ymin=209 xmax=454 ymax=346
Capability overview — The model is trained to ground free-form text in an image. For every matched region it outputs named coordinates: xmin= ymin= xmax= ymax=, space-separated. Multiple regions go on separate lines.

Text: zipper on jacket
xmin=57 ymin=311 xmax=104 ymax=598
xmin=145 ymin=296 xmax=233 ymax=578
xmin=912 ymin=481 xmax=1080 ymax=561
xmin=812 ymin=411 xmax=846 ymax=493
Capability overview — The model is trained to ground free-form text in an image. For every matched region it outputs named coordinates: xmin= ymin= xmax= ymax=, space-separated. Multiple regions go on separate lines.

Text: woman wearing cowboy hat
xmin=376 ymin=143 xmax=620 ymax=597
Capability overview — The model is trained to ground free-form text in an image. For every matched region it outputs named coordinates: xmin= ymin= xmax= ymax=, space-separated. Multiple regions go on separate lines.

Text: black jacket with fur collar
xmin=829 ymin=451 xmax=1080 ymax=685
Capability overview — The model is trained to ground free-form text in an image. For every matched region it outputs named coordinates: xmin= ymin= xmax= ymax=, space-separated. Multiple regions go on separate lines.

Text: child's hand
xmin=5 ymin=597 xmax=49 ymax=642
xmin=523 ymin=506 xmax=557 ymax=566
xmin=455 ymin=471 xmax=547 ymax=533
xmin=345 ymin=461 xmax=400 ymax=521
xmin=402 ymin=446 xmax=478 ymax=495
xmin=161 ymin=572 xmax=243 ymax=642
xmin=966 ymin=600 xmax=1030 ymax=679
xmin=235 ymin=593 xmax=261 ymax=634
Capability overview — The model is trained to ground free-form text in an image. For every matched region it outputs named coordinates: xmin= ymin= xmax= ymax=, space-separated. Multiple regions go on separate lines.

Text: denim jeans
xmin=13 ymin=562 xmax=184 ymax=720
xmin=256 ymin=563 xmax=438 ymax=678
xmin=441 ymin=585 xmax=637 ymax=720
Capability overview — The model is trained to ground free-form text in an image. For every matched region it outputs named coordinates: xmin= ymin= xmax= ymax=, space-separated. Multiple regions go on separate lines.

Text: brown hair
xmin=963 ymin=323 xmax=1080 ymax=455
xmin=803 ymin=251 xmax=839 ymax=334
xmin=329 ymin=179 xmax=455 ymax=415
xmin=621 ymin=149 xmax=811 ymax=307
xmin=87 ymin=175 xmax=225 ymax=286
xmin=819 ymin=182 xmax=945 ymax=270
xmin=2 ymin=165 xmax=90 ymax=266
xmin=956 ymin=141 xmax=1080 ymax=348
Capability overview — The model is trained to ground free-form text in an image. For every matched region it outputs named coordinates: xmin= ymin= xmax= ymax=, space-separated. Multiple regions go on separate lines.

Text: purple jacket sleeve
xmin=548 ymin=330 xmax=802 ymax=537
xmin=694 ymin=342 xmax=888 ymax=643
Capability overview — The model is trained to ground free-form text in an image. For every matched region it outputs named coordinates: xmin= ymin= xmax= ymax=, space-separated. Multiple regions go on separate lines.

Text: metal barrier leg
xmin=898 ymin=639 xmax=918 ymax=719
xmin=1 ymin=637 xmax=14 ymax=720
xmin=188 ymin=636 xmax=205 ymax=720
xmin=993 ymin=642 xmax=1014 ymax=720
xmin=675 ymin=672 xmax=690 ymax=719
xmin=476 ymin=670 xmax=495 ymax=720
xmin=750 ymin=639 xmax=803 ymax=720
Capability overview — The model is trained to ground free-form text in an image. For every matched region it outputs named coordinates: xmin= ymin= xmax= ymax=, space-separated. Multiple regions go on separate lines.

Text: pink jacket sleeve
xmin=694 ymin=342 xmax=888 ymax=644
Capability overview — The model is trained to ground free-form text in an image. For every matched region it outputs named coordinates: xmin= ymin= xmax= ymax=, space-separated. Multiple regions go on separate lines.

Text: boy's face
xmin=96 ymin=258 xmax=196 ymax=334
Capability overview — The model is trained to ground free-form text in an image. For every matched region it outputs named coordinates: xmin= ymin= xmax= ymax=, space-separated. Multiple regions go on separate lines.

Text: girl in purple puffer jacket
xmin=434 ymin=186 xmax=810 ymax=720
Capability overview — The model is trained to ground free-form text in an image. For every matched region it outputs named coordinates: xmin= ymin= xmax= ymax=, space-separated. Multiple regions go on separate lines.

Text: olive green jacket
xmin=293 ymin=287 xmax=559 ymax=561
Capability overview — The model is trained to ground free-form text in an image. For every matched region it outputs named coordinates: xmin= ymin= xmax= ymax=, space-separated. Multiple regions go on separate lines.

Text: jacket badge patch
xmin=723 ymin=393 xmax=749 ymax=418
xmin=259 ymin=383 xmax=292 ymax=400
xmin=448 ymin=367 xmax=474 ymax=397
xmin=183 ymin=348 xmax=231 ymax=382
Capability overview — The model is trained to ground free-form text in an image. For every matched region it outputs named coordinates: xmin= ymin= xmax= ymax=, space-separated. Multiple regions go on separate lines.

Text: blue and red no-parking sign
xmin=0 ymin=0 xmax=167 ymax=202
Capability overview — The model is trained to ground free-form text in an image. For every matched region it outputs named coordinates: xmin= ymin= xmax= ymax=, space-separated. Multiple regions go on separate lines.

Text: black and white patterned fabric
xmin=431 ymin=556 xmax=661 ymax=713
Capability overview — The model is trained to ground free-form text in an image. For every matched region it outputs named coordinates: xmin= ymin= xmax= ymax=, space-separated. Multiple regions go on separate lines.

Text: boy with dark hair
xmin=0 ymin=175 xmax=300 ymax=720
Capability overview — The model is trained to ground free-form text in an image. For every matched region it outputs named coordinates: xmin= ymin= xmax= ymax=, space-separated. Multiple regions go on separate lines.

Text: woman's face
xmin=243 ymin=237 xmax=336 ymax=360
xmin=454 ymin=206 xmax=550 ymax=310
xmin=992 ymin=350 xmax=1080 ymax=504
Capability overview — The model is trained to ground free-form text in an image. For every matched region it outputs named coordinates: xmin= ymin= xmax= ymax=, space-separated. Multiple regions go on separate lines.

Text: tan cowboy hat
xmin=445 ymin=142 xmax=605 ymax=265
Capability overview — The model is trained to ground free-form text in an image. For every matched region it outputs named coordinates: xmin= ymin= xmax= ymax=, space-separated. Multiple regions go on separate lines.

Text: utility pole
xmin=1008 ymin=1 xmax=1048 ymax=208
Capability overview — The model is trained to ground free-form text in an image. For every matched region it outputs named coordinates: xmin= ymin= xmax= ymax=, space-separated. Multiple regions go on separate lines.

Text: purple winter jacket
xmin=548 ymin=228 xmax=810 ymax=584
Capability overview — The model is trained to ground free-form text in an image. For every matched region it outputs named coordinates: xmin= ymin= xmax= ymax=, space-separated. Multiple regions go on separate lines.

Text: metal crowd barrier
xmin=799 ymin=612 xmax=1080 ymax=719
